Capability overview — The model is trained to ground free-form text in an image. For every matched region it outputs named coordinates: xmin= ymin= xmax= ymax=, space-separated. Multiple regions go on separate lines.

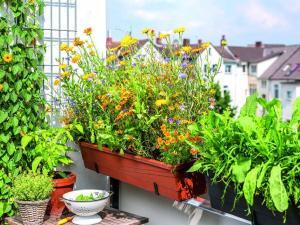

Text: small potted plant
xmin=189 ymin=95 xmax=300 ymax=224
xmin=12 ymin=172 xmax=53 ymax=225
xmin=21 ymin=124 xmax=83 ymax=216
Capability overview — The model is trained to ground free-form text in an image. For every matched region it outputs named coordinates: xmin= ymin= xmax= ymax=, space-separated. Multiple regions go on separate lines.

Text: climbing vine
xmin=0 ymin=0 xmax=46 ymax=219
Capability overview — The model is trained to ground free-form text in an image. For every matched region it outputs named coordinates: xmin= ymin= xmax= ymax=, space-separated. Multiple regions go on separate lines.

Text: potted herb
xmin=56 ymin=27 xmax=225 ymax=201
xmin=12 ymin=172 xmax=53 ymax=225
xmin=21 ymin=124 xmax=83 ymax=216
xmin=189 ymin=95 xmax=300 ymax=224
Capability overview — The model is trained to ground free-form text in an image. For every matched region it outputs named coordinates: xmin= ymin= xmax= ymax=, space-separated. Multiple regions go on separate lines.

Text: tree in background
xmin=212 ymin=83 xmax=236 ymax=116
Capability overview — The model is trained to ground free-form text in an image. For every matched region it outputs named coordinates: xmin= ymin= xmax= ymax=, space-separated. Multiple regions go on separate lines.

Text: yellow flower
xmin=119 ymin=61 xmax=126 ymax=66
xmin=109 ymin=45 xmax=121 ymax=52
xmin=71 ymin=54 xmax=81 ymax=63
xmin=221 ymin=39 xmax=228 ymax=47
xmin=59 ymin=64 xmax=68 ymax=70
xmin=60 ymin=71 xmax=71 ymax=79
xmin=3 ymin=53 xmax=13 ymax=63
xmin=201 ymin=42 xmax=210 ymax=49
xmin=90 ymin=51 xmax=96 ymax=56
xmin=82 ymin=73 xmax=95 ymax=81
xmin=73 ymin=37 xmax=84 ymax=46
xmin=54 ymin=79 xmax=60 ymax=86
xmin=106 ymin=55 xmax=117 ymax=63
xmin=159 ymin=33 xmax=170 ymax=39
xmin=0 ymin=84 xmax=3 ymax=92
xmin=67 ymin=45 xmax=74 ymax=52
xmin=84 ymin=27 xmax=92 ymax=35
xmin=181 ymin=46 xmax=192 ymax=53
xmin=87 ymin=43 xmax=93 ymax=48
xmin=173 ymin=27 xmax=186 ymax=34
xmin=142 ymin=28 xmax=155 ymax=36
xmin=120 ymin=35 xmax=138 ymax=47
xmin=155 ymin=99 xmax=169 ymax=107
xmin=60 ymin=43 xmax=68 ymax=51
xmin=28 ymin=0 xmax=35 ymax=4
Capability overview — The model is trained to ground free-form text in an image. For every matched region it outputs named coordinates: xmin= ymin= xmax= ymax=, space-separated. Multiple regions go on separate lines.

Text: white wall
xmin=119 ymin=183 xmax=247 ymax=225
xmin=255 ymin=56 xmax=279 ymax=79
xmin=77 ymin=0 xmax=106 ymax=56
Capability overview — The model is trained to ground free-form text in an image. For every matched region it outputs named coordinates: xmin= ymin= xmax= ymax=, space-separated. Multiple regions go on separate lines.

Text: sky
xmin=107 ymin=0 xmax=300 ymax=46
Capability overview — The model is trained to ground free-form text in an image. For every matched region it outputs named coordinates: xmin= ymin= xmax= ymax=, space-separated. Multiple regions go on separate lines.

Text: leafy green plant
xmin=11 ymin=172 xmax=53 ymax=201
xmin=0 ymin=0 xmax=46 ymax=218
xmin=75 ymin=193 xmax=104 ymax=202
xmin=21 ymin=124 xmax=83 ymax=176
xmin=189 ymin=94 xmax=300 ymax=215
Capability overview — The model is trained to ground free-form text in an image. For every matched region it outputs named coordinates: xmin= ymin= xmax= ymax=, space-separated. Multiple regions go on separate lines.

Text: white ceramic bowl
xmin=62 ymin=189 xmax=110 ymax=217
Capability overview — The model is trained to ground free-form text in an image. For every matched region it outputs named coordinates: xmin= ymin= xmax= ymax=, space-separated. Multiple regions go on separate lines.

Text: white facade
xmin=198 ymin=46 xmax=249 ymax=113
xmin=259 ymin=80 xmax=300 ymax=119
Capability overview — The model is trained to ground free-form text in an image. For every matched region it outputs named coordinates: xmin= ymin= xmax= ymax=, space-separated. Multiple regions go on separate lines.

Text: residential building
xmin=259 ymin=46 xmax=300 ymax=119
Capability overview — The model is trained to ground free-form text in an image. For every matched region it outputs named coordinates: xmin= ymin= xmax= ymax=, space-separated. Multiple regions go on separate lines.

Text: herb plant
xmin=21 ymin=124 xmax=83 ymax=176
xmin=75 ymin=193 xmax=104 ymax=202
xmin=189 ymin=94 xmax=300 ymax=214
xmin=12 ymin=172 xmax=53 ymax=201
xmin=0 ymin=0 xmax=46 ymax=218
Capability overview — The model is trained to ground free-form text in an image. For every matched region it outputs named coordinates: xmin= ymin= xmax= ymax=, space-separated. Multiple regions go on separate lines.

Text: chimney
xmin=198 ymin=39 xmax=202 ymax=46
xmin=183 ymin=38 xmax=190 ymax=46
xmin=255 ymin=41 xmax=263 ymax=48
xmin=220 ymin=35 xmax=227 ymax=47
xmin=156 ymin=37 xmax=162 ymax=45
xmin=106 ymin=37 xmax=113 ymax=47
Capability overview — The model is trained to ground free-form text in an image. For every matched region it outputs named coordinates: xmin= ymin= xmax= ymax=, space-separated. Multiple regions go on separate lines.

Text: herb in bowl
xmin=75 ymin=193 xmax=105 ymax=201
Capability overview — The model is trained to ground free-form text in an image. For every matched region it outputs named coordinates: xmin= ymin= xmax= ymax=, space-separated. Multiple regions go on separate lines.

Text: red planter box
xmin=80 ymin=142 xmax=206 ymax=201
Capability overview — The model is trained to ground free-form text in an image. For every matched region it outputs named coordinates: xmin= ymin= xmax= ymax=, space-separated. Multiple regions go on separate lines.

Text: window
xmin=261 ymin=80 xmax=267 ymax=88
xmin=204 ymin=64 xmax=208 ymax=73
xmin=223 ymin=85 xmax=229 ymax=95
xmin=212 ymin=64 xmax=218 ymax=72
xmin=274 ymin=84 xmax=279 ymax=98
xmin=286 ymin=90 xmax=293 ymax=101
xmin=250 ymin=65 xmax=257 ymax=74
xmin=225 ymin=65 xmax=232 ymax=73
xmin=249 ymin=84 xmax=257 ymax=95
xmin=242 ymin=65 xmax=246 ymax=73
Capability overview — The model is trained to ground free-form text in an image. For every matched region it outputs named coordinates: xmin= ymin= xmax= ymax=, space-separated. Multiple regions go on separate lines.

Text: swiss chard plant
xmin=189 ymin=94 xmax=300 ymax=214
xmin=0 ymin=0 xmax=46 ymax=219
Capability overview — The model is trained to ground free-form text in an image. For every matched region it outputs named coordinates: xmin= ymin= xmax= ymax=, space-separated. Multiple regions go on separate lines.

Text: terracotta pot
xmin=47 ymin=172 xmax=76 ymax=216
xmin=80 ymin=141 xmax=206 ymax=201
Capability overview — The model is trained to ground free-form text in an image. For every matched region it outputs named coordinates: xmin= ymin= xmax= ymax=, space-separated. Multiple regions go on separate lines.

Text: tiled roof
xmin=228 ymin=46 xmax=264 ymax=63
xmin=215 ymin=46 xmax=236 ymax=61
xmin=260 ymin=46 xmax=300 ymax=80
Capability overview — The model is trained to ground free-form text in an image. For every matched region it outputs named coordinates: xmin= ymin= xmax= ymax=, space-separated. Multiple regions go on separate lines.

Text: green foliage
xmin=11 ymin=172 xmax=53 ymax=201
xmin=189 ymin=95 xmax=300 ymax=214
xmin=0 ymin=0 xmax=46 ymax=218
xmin=75 ymin=193 xmax=104 ymax=201
xmin=21 ymin=124 xmax=83 ymax=176
xmin=213 ymin=83 xmax=236 ymax=116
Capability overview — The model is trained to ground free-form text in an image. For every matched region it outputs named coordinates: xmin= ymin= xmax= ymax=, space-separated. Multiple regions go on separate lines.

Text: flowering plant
xmin=57 ymin=27 xmax=220 ymax=165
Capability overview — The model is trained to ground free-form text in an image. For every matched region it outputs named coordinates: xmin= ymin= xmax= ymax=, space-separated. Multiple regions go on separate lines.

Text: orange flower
xmin=54 ymin=79 xmax=60 ymax=86
xmin=157 ymin=137 xmax=164 ymax=145
xmin=73 ymin=37 xmax=84 ymax=46
xmin=115 ymin=105 xmax=122 ymax=111
xmin=190 ymin=148 xmax=198 ymax=156
xmin=178 ymin=135 xmax=185 ymax=141
xmin=173 ymin=130 xmax=179 ymax=136
xmin=3 ymin=53 xmax=13 ymax=63
xmin=84 ymin=27 xmax=92 ymax=35
xmin=160 ymin=124 xmax=167 ymax=132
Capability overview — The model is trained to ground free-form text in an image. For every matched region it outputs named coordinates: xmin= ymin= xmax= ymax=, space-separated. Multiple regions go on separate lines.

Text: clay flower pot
xmin=47 ymin=172 xmax=76 ymax=216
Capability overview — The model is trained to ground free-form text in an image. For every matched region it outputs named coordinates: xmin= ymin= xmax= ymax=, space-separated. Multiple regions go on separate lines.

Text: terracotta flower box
xmin=80 ymin=142 xmax=206 ymax=201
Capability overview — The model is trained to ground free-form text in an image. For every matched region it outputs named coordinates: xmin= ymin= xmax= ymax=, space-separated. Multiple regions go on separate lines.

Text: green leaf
xmin=231 ymin=158 xmax=251 ymax=183
xmin=7 ymin=143 xmax=16 ymax=156
xmin=269 ymin=165 xmax=289 ymax=212
xmin=239 ymin=94 xmax=257 ymax=117
xmin=187 ymin=123 xmax=200 ymax=136
xmin=257 ymin=162 xmax=269 ymax=188
xmin=21 ymin=135 xmax=33 ymax=149
xmin=32 ymin=156 xmax=43 ymax=173
xmin=0 ymin=111 xmax=8 ymax=124
xmin=188 ymin=161 xmax=202 ymax=172
xmin=0 ymin=134 xmax=10 ymax=143
xmin=75 ymin=124 xmax=84 ymax=134
xmin=243 ymin=166 xmax=261 ymax=206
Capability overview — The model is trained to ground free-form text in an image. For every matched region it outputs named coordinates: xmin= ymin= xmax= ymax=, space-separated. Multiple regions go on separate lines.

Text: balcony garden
xmin=0 ymin=1 xmax=300 ymax=225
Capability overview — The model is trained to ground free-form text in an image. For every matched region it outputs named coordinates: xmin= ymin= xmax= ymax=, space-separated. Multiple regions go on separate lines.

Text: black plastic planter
xmin=253 ymin=197 xmax=300 ymax=225
xmin=206 ymin=176 xmax=251 ymax=220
